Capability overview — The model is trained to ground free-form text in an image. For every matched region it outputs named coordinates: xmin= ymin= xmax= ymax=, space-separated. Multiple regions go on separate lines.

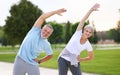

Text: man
xmin=13 ymin=8 xmax=66 ymax=75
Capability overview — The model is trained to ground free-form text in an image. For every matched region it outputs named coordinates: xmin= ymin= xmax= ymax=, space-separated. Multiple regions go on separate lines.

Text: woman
xmin=58 ymin=3 xmax=100 ymax=75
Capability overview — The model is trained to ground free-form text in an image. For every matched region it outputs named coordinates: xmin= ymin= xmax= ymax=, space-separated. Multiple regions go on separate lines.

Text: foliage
xmin=117 ymin=20 xmax=120 ymax=28
xmin=2 ymin=0 xmax=101 ymax=45
xmin=4 ymin=0 xmax=42 ymax=45
xmin=0 ymin=27 xmax=8 ymax=46
xmin=107 ymin=28 xmax=120 ymax=43
xmin=48 ymin=22 xmax=64 ymax=44
xmin=71 ymin=22 xmax=79 ymax=34
xmin=0 ymin=28 xmax=4 ymax=43
xmin=117 ymin=9 xmax=120 ymax=28
xmin=64 ymin=21 xmax=72 ymax=43
xmin=71 ymin=20 xmax=89 ymax=34
xmin=89 ymin=29 xmax=98 ymax=44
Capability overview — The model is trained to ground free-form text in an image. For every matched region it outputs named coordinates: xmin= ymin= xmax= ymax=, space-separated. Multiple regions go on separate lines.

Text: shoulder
xmin=85 ymin=40 xmax=93 ymax=51
xmin=74 ymin=30 xmax=82 ymax=35
xmin=75 ymin=30 xmax=82 ymax=33
xmin=85 ymin=40 xmax=92 ymax=47
xmin=73 ymin=30 xmax=83 ymax=37
xmin=32 ymin=26 xmax=41 ymax=30
xmin=29 ymin=26 xmax=41 ymax=33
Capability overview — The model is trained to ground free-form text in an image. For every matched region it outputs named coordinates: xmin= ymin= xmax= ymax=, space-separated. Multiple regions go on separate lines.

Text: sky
xmin=0 ymin=0 xmax=120 ymax=31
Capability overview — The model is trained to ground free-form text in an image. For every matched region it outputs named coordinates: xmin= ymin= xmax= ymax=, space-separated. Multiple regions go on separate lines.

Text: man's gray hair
xmin=44 ymin=24 xmax=54 ymax=32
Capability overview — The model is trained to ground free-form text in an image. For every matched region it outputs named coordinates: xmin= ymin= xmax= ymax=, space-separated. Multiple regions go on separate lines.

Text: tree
xmin=89 ymin=30 xmax=98 ymax=44
xmin=107 ymin=9 xmax=120 ymax=43
xmin=48 ymin=22 xmax=64 ymax=44
xmin=117 ymin=20 xmax=120 ymax=28
xmin=118 ymin=9 xmax=120 ymax=28
xmin=4 ymin=0 xmax=42 ymax=46
xmin=89 ymin=21 xmax=98 ymax=44
xmin=0 ymin=27 xmax=8 ymax=46
xmin=64 ymin=21 xmax=72 ymax=43
xmin=107 ymin=29 xmax=120 ymax=43
xmin=71 ymin=22 xmax=79 ymax=35
xmin=71 ymin=20 xmax=89 ymax=34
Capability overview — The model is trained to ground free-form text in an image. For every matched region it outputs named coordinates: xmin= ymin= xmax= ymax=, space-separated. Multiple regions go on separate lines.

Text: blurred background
xmin=0 ymin=0 xmax=120 ymax=75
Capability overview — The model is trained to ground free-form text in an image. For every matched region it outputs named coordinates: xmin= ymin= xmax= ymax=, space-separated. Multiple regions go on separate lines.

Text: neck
xmin=80 ymin=35 xmax=87 ymax=44
xmin=81 ymin=35 xmax=87 ymax=40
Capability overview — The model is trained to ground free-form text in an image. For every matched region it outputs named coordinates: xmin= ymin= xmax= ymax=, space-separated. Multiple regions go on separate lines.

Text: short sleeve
xmin=86 ymin=41 xmax=93 ymax=52
xmin=44 ymin=42 xmax=53 ymax=55
xmin=27 ymin=26 xmax=41 ymax=35
xmin=73 ymin=30 xmax=82 ymax=37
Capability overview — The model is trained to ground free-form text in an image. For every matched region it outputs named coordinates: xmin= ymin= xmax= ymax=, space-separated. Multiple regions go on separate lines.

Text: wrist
xmin=38 ymin=59 xmax=41 ymax=64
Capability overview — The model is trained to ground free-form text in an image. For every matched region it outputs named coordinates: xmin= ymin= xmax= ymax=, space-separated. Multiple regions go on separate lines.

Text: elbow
xmin=40 ymin=13 xmax=47 ymax=20
xmin=39 ymin=15 xmax=45 ymax=21
xmin=89 ymin=55 xmax=94 ymax=60
xmin=88 ymin=51 xmax=94 ymax=60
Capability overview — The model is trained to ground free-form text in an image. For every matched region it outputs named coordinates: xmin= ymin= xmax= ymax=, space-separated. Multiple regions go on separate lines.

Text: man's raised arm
xmin=34 ymin=8 xmax=66 ymax=27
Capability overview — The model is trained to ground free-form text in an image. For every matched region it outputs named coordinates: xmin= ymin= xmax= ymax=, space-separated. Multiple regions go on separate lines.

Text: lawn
xmin=0 ymin=45 xmax=120 ymax=75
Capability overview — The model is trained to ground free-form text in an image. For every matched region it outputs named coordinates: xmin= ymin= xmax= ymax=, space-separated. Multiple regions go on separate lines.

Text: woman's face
xmin=83 ymin=28 xmax=93 ymax=38
xmin=41 ymin=26 xmax=53 ymax=39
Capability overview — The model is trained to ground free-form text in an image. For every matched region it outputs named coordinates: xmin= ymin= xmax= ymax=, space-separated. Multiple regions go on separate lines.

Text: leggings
xmin=58 ymin=57 xmax=82 ymax=75
xmin=13 ymin=56 xmax=40 ymax=75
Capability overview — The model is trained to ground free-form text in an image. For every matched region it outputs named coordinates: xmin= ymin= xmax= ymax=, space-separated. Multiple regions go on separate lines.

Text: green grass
xmin=0 ymin=46 xmax=19 ymax=52
xmin=80 ymin=50 xmax=120 ymax=75
xmin=0 ymin=54 xmax=16 ymax=62
xmin=0 ymin=46 xmax=120 ymax=75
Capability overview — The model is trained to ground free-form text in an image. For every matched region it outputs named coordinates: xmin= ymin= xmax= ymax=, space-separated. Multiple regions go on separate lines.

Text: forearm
xmin=81 ymin=9 xmax=93 ymax=24
xmin=77 ymin=51 xmax=94 ymax=62
xmin=77 ymin=9 xmax=93 ymax=30
xmin=34 ymin=8 xmax=66 ymax=27
xmin=78 ymin=56 xmax=94 ymax=62
xmin=34 ymin=11 xmax=57 ymax=27
xmin=38 ymin=55 xmax=53 ymax=64
xmin=40 ymin=10 xmax=57 ymax=20
xmin=76 ymin=3 xmax=100 ymax=31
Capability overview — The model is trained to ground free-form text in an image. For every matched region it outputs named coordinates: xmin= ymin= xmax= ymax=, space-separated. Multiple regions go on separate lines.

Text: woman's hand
xmin=91 ymin=3 xmax=100 ymax=11
xmin=77 ymin=51 xmax=94 ymax=62
xmin=77 ymin=55 xmax=80 ymax=61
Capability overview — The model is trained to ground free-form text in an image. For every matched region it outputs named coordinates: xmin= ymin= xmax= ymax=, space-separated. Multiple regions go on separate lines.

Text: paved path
xmin=0 ymin=62 xmax=99 ymax=75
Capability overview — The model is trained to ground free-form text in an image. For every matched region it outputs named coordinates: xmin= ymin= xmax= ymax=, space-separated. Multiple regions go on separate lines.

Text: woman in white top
xmin=58 ymin=3 xmax=100 ymax=75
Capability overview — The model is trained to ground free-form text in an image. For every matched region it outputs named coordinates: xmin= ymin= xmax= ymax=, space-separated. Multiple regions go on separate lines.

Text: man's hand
xmin=34 ymin=8 xmax=66 ymax=27
xmin=55 ymin=8 xmax=67 ymax=16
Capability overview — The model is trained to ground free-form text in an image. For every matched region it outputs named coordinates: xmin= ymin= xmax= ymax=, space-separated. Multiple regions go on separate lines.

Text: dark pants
xmin=58 ymin=57 xmax=82 ymax=75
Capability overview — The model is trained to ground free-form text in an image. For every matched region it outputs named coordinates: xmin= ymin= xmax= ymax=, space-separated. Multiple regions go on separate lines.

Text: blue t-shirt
xmin=17 ymin=26 xmax=53 ymax=65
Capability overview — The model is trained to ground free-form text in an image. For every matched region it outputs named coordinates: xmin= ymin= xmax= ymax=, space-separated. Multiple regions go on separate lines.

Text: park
xmin=0 ymin=44 xmax=120 ymax=75
xmin=0 ymin=0 xmax=120 ymax=75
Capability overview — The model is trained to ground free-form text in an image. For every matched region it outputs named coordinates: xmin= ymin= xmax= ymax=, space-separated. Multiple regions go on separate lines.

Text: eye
xmin=86 ymin=30 xmax=89 ymax=32
xmin=89 ymin=31 xmax=92 ymax=34
xmin=85 ymin=29 xmax=92 ymax=34
xmin=44 ymin=29 xmax=48 ymax=32
xmin=47 ymin=31 xmax=50 ymax=34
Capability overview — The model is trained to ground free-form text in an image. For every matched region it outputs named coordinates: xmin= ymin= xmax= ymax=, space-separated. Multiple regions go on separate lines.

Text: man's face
xmin=41 ymin=26 xmax=53 ymax=39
